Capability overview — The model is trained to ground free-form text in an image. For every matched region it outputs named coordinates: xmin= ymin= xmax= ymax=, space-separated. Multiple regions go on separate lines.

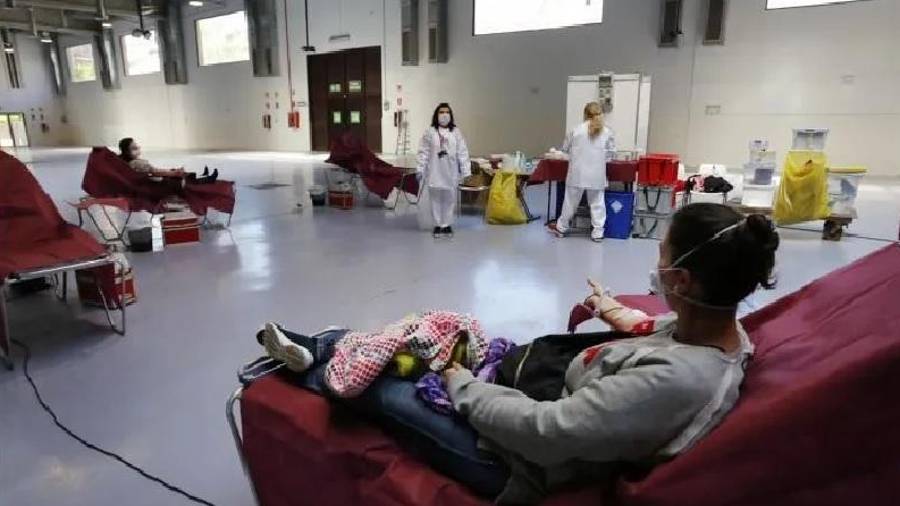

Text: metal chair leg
xmin=94 ymin=263 xmax=126 ymax=336
xmin=0 ymin=285 xmax=12 ymax=371
xmin=227 ymin=386 xmax=261 ymax=506
xmin=53 ymin=271 xmax=68 ymax=301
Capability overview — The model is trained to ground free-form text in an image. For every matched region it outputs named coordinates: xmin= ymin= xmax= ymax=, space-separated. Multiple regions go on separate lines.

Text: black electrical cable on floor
xmin=12 ymin=339 xmax=217 ymax=506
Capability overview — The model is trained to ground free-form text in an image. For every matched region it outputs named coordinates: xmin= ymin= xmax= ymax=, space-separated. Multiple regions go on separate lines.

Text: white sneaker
xmin=547 ymin=222 xmax=567 ymax=238
xmin=591 ymin=229 xmax=604 ymax=243
xmin=262 ymin=322 xmax=314 ymax=373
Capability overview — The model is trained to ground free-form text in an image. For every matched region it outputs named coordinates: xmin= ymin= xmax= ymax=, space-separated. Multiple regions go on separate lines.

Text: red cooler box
xmin=638 ymin=154 xmax=680 ymax=186
xmin=76 ymin=264 xmax=137 ymax=308
xmin=328 ymin=191 xmax=354 ymax=210
xmin=162 ymin=211 xmax=200 ymax=245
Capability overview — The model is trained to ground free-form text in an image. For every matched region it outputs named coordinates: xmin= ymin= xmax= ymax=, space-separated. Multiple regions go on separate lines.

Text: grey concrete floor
xmin=1 ymin=147 xmax=898 ymax=506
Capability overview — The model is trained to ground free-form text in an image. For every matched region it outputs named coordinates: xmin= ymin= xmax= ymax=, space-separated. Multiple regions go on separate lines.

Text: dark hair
xmin=118 ymin=137 xmax=136 ymax=162
xmin=430 ymin=103 xmax=456 ymax=131
xmin=668 ymin=203 xmax=779 ymax=306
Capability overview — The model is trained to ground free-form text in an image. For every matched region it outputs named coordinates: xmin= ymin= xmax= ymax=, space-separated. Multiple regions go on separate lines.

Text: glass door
xmin=8 ymin=113 xmax=28 ymax=147
xmin=0 ymin=115 xmax=12 ymax=148
xmin=0 ymin=113 xmax=29 ymax=148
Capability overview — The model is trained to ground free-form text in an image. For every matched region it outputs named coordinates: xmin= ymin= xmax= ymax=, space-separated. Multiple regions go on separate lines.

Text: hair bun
xmin=745 ymin=214 xmax=779 ymax=253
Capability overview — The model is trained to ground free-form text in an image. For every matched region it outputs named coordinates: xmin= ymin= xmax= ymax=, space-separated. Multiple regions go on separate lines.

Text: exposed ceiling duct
xmin=0 ymin=0 xmax=160 ymax=36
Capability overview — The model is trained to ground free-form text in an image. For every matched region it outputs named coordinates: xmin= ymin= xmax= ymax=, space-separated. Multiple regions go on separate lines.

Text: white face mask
xmin=437 ymin=113 xmax=451 ymax=127
xmin=649 ymin=268 xmax=740 ymax=311
xmin=650 ymin=220 xmax=748 ymax=311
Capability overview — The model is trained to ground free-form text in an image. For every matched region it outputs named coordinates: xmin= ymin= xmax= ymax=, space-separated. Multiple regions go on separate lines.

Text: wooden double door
xmin=308 ymin=46 xmax=382 ymax=152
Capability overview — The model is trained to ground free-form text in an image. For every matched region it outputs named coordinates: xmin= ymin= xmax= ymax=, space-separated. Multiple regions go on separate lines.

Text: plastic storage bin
xmin=742 ymin=183 xmax=777 ymax=208
xmin=792 ymin=129 xmax=829 ymax=151
xmin=749 ymin=140 xmax=776 ymax=164
xmin=827 ymin=166 xmax=867 ymax=217
xmin=638 ymin=154 xmax=680 ymax=186
xmin=636 ymin=185 xmax=677 ymax=215
xmin=744 ymin=162 xmax=777 ymax=186
xmin=604 ymin=190 xmax=635 ymax=239
xmin=633 ymin=212 xmax=671 ymax=240
xmin=127 ymin=227 xmax=153 ymax=252
xmin=309 ymin=186 xmax=327 ymax=206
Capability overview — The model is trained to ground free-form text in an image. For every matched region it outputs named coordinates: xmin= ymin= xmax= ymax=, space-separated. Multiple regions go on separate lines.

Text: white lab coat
xmin=416 ymin=126 xmax=471 ymax=189
xmin=561 ymin=122 xmax=616 ymax=190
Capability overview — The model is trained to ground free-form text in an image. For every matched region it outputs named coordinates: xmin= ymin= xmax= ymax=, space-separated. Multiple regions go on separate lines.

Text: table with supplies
xmin=528 ymin=159 xmax=639 ymax=225
xmin=461 ymin=160 xmax=540 ymax=223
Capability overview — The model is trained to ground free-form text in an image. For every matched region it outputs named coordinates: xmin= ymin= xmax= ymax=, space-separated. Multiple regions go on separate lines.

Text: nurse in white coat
xmin=550 ymin=102 xmax=616 ymax=242
xmin=416 ymin=103 xmax=471 ymax=237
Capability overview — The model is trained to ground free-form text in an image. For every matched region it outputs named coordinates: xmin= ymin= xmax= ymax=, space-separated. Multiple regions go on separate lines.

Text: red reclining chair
xmin=226 ymin=244 xmax=900 ymax=506
xmin=1 ymin=151 xmax=125 ymax=370
xmin=326 ymin=132 xmax=419 ymax=202
xmin=80 ymin=147 xmax=236 ymax=233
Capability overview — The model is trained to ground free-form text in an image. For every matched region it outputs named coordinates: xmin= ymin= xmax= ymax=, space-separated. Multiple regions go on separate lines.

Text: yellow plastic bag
xmin=773 ymin=150 xmax=831 ymax=225
xmin=486 ymin=171 xmax=526 ymax=225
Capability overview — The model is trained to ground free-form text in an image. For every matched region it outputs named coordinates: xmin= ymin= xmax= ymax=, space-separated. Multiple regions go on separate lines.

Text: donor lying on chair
xmin=254 ymin=203 xmax=780 ymax=504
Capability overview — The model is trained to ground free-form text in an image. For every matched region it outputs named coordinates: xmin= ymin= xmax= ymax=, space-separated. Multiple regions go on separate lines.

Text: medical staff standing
xmin=416 ymin=103 xmax=471 ymax=238
xmin=549 ymin=102 xmax=616 ymax=242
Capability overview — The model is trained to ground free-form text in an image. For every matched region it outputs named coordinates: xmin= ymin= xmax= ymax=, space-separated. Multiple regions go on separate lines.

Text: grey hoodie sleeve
xmin=447 ymin=360 xmax=708 ymax=467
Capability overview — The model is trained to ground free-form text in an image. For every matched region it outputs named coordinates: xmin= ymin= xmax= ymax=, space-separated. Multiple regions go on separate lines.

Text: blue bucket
xmin=604 ymin=190 xmax=635 ymax=239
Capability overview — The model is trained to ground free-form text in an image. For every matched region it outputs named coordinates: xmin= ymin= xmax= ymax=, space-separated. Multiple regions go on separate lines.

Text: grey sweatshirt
xmin=447 ymin=315 xmax=754 ymax=503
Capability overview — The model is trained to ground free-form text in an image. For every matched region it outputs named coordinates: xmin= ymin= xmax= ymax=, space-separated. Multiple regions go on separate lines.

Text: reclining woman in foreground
xmin=255 ymin=203 xmax=780 ymax=504
xmin=117 ymin=137 xmax=218 ymax=184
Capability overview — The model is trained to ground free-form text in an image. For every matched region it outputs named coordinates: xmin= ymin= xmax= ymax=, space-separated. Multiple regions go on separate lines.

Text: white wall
xmin=686 ymin=0 xmax=900 ymax=174
xmin=46 ymin=0 xmax=900 ymax=175
xmin=61 ymin=0 xmax=305 ymax=151
xmin=0 ymin=34 xmax=68 ymax=146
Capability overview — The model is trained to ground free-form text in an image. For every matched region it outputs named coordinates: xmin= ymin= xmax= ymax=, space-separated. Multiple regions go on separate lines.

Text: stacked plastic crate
xmin=742 ymin=140 xmax=779 ymax=209
xmin=633 ymin=154 xmax=680 ymax=239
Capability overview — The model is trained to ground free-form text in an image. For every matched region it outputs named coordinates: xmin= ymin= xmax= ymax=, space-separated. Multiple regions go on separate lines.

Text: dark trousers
xmin=281 ymin=328 xmax=510 ymax=498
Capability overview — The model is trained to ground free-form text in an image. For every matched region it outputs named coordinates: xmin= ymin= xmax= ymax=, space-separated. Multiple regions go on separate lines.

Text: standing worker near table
xmin=548 ymin=102 xmax=616 ymax=242
xmin=416 ymin=103 xmax=471 ymax=238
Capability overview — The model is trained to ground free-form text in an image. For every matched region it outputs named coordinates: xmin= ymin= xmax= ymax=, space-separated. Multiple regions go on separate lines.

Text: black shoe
xmin=208 ymin=169 xmax=219 ymax=183
xmin=433 ymin=227 xmax=442 ymax=238
xmin=442 ymin=226 xmax=453 ymax=236
xmin=202 ymin=166 xmax=210 ymax=177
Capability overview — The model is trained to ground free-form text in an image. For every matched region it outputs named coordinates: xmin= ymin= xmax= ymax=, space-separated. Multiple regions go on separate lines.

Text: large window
xmin=66 ymin=43 xmax=96 ymax=82
xmin=121 ymin=31 xmax=160 ymax=76
xmin=767 ymin=0 xmax=865 ymax=9
xmin=474 ymin=0 xmax=603 ymax=35
xmin=196 ymin=10 xmax=250 ymax=66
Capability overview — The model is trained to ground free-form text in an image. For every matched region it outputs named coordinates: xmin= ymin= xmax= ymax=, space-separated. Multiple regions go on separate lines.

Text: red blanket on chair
xmin=239 ymin=244 xmax=900 ymax=506
xmin=82 ymin=147 xmax=235 ymax=216
xmin=0 ymin=151 xmax=107 ymax=282
xmin=326 ymin=132 xmax=419 ymax=199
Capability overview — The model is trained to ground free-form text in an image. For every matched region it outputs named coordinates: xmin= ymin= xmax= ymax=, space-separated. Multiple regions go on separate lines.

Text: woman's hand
xmin=587 ymin=278 xmax=605 ymax=297
xmin=583 ymin=295 xmax=603 ymax=313
xmin=442 ymin=362 xmax=468 ymax=384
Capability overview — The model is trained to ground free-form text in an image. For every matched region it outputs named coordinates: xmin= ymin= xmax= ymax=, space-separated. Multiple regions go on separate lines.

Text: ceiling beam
xmin=0 ymin=19 xmax=96 ymax=35
xmin=3 ymin=0 xmax=156 ymax=20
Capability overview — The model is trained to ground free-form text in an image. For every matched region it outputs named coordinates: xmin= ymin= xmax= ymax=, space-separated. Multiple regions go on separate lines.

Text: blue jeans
xmin=281 ymin=328 xmax=510 ymax=497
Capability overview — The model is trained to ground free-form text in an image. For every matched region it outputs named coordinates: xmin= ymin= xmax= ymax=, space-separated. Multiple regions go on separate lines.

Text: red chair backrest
xmin=0 ymin=151 xmax=67 ymax=247
xmin=82 ymin=146 xmax=147 ymax=199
